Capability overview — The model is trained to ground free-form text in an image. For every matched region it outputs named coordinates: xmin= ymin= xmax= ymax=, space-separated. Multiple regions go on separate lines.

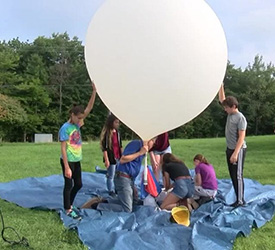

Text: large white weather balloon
xmin=85 ymin=0 xmax=227 ymax=140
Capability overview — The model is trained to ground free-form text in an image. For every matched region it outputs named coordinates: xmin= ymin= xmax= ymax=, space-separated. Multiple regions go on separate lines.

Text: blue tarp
xmin=0 ymin=171 xmax=275 ymax=250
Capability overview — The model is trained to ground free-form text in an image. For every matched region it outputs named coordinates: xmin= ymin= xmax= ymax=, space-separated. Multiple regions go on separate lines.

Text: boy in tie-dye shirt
xmin=59 ymin=82 xmax=96 ymax=220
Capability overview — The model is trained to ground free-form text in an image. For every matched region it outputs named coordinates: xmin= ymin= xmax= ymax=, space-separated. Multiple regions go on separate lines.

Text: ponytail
xmin=193 ymin=154 xmax=209 ymax=165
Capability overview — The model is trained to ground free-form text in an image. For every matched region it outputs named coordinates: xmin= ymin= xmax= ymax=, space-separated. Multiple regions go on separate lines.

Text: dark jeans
xmin=60 ymin=159 xmax=83 ymax=210
xmin=226 ymin=147 xmax=246 ymax=204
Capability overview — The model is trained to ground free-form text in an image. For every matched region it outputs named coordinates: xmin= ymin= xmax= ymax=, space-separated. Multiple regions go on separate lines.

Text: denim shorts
xmin=172 ymin=179 xmax=194 ymax=199
xmin=153 ymin=146 xmax=172 ymax=155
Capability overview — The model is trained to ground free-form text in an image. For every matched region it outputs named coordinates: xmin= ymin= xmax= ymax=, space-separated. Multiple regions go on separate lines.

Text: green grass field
xmin=0 ymin=135 xmax=275 ymax=249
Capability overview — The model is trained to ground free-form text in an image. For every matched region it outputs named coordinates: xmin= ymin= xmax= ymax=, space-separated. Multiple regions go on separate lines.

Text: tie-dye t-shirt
xmin=59 ymin=122 xmax=82 ymax=162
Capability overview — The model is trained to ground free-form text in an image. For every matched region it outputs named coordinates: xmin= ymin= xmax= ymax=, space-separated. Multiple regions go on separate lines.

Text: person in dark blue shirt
xmin=82 ymin=139 xmax=155 ymax=212
xmin=113 ymin=140 xmax=149 ymax=212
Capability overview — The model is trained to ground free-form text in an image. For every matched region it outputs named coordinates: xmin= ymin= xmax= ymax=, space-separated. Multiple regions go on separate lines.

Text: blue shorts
xmin=153 ymin=146 xmax=172 ymax=155
xmin=172 ymin=179 xmax=194 ymax=199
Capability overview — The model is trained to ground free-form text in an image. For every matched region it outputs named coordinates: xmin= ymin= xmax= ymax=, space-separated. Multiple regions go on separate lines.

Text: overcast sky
xmin=0 ymin=0 xmax=274 ymax=69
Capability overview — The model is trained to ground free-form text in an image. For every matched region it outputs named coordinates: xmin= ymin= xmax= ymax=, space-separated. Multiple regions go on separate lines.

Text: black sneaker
xmin=231 ymin=201 xmax=246 ymax=208
xmin=229 ymin=201 xmax=238 ymax=207
xmin=67 ymin=210 xmax=82 ymax=220
xmin=197 ymin=197 xmax=213 ymax=206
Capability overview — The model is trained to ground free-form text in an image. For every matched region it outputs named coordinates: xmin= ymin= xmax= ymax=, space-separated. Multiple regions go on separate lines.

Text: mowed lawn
xmin=0 ymin=135 xmax=274 ymax=249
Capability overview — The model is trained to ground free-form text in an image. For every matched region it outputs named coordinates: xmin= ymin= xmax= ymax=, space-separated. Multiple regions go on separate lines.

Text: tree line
xmin=1 ymin=33 xmax=275 ymax=142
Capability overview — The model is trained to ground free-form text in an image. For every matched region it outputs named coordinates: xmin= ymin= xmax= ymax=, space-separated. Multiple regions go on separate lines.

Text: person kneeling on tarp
xmin=82 ymin=139 xmax=155 ymax=212
xmin=160 ymin=153 xmax=194 ymax=210
xmin=193 ymin=154 xmax=218 ymax=205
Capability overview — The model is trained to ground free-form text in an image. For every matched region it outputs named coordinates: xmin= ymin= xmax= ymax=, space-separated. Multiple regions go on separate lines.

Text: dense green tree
xmin=239 ymin=56 xmax=275 ymax=135
xmin=1 ymin=35 xmax=275 ymax=141
xmin=15 ymin=53 xmax=50 ymax=140
xmin=0 ymin=41 xmax=22 ymax=95
xmin=0 ymin=94 xmax=27 ymax=141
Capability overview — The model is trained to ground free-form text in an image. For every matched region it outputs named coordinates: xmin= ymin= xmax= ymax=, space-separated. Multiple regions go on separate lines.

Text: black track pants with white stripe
xmin=226 ymin=147 xmax=246 ymax=204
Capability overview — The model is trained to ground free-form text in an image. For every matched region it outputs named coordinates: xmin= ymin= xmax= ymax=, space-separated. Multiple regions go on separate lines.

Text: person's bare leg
xmin=159 ymin=154 xmax=164 ymax=184
xmin=160 ymin=192 xmax=180 ymax=210
xmin=154 ymin=154 xmax=161 ymax=181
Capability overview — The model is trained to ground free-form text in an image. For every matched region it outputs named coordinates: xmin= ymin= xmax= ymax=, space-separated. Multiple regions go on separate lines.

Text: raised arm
xmin=218 ymin=83 xmax=226 ymax=103
xmin=82 ymin=81 xmax=97 ymax=120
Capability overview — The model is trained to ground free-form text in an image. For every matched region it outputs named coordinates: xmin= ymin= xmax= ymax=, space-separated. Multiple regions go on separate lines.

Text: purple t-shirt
xmin=195 ymin=163 xmax=218 ymax=190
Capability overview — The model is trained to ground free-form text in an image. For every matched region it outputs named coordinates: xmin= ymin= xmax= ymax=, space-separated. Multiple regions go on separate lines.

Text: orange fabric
xmin=145 ymin=166 xmax=159 ymax=197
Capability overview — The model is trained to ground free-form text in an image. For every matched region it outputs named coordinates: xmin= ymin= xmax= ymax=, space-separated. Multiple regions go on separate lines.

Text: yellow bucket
xmin=170 ymin=206 xmax=190 ymax=227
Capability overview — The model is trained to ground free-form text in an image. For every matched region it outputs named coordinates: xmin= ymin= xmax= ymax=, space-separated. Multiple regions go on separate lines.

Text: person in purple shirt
xmin=193 ymin=154 xmax=218 ymax=201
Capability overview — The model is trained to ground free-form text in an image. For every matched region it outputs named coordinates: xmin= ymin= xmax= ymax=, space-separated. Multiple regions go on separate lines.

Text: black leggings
xmin=60 ymin=159 xmax=83 ymax=210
